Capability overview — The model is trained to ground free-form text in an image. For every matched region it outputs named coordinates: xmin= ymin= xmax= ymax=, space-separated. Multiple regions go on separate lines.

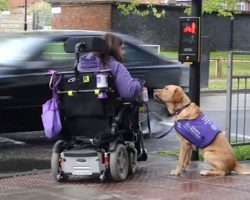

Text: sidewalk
xmin=1 ymin=154 xmax=250 ymax=200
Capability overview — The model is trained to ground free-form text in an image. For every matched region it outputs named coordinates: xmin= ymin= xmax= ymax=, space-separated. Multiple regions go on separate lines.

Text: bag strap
xmin=48 ymin=70 xmax=62 ymax=98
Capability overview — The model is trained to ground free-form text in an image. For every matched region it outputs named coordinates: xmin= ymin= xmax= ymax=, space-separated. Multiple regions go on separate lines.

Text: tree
xmin=0 ymin=0 xmax=8 ymax=11
xmin=186 ymin=0 xmax=239 ymax=18
xmin=117 ymin=0 xmax=240 ymax=19
xmin=117 ymin=0 xmax=166 ymax=18
xmin=29 ymin=1 xmax=52 ymax=29
xmin=29 ymin=0 xmax=52 ymax=14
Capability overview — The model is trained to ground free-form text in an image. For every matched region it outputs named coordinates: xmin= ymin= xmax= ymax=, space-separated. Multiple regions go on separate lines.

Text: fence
xmin=0 ymin=9 xmax=33 ymax=33
xmin=225 ymin=51 xmax=250 ymax=146
xmin=210 ymin=58 xmax=250 ymax=78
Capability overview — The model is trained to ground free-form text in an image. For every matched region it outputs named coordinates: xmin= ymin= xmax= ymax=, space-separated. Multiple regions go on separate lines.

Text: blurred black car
xmin=0 ymin=30 xmax=189 ymax=133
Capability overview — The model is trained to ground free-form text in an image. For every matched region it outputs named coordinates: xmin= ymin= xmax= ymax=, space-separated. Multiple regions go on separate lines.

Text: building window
xmin=237 ymin=2 xmax=246 ymax=11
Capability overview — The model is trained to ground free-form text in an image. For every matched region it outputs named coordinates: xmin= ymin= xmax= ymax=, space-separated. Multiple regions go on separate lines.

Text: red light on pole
xmin=183 ymin=22 xmax=196 ymax=34
xmin=178 ymin=17 xmax=200 ymax=63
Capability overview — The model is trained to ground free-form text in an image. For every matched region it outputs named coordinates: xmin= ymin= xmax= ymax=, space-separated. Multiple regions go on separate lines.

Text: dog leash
xmin=151 ymin=123 xmax=176 ymax=139
xmin=151 ymin=103 xmax=192 ymax=139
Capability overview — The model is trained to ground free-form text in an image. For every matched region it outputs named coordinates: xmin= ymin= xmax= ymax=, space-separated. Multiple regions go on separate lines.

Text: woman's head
xmin=97 ymin=33 xmax=124 ymax=68
xmin=103 ymin=33 xmax=124 ymax=63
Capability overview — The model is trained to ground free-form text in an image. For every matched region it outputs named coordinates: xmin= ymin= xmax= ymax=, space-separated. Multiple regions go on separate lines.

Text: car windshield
xmin=0 ymin=36 xmax=48 ymax=65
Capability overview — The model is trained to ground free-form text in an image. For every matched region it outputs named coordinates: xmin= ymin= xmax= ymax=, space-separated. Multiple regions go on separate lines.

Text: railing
xmin=210 ymin=57 xmax=250 ymax=78
xmin=225 ymin=51 xmax=250 ymax=146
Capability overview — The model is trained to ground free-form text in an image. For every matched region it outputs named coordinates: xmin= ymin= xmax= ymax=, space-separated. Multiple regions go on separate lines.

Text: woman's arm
xmin=111 ymin=62 xmax=143 ymax=99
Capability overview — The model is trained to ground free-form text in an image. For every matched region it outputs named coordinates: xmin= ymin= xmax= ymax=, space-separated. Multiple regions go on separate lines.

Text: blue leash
xmin=140 ymin=100 xmax=175 ymax=139
xmin=151 ymin=123 xmax=175 ymax=139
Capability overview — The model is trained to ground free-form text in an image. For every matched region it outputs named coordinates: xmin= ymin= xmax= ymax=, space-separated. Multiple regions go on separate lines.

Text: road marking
xmin=230 ymin=133 xmax=250 ymax=140
xmin=0 ymin=137 xmax=25 ymax=145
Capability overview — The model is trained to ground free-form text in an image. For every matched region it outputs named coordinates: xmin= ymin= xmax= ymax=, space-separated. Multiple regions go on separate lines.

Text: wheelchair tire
xmin=128 ymin=150 xmax=137 ymax=175
xmin=109 ymin=144 xmax=129 ymax=182
xmin=51 ymin=152 xmax=66 ymax=182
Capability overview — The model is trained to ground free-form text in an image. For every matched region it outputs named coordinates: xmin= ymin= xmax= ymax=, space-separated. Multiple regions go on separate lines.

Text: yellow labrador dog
xmin=154 ymin=85 xmax=250 ymax=176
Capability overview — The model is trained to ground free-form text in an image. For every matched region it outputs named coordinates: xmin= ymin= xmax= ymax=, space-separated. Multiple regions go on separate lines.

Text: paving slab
xmin=1 ymin=154 xmax=250 ymax=200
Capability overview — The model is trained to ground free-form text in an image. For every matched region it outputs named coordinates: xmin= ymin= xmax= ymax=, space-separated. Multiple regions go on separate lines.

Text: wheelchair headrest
xmin=64 ymin=36 xmax=107 ymax=53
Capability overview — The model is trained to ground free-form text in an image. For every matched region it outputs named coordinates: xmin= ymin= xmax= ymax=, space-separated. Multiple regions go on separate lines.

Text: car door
xmin=123 ymin=42 xmax=189 ymax=95
xmin=0 ymin=36 xmax=75 ymax=133
xmin=123 ymin=43 xmax=156 ymax=91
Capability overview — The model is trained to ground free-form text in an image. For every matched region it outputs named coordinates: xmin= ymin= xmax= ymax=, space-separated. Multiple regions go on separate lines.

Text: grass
xmin=161 ymin=51 xmax=250 ymax=90
xmin=158 ymin=145 xmax=250 ymax=161
xmin=233 ymin=145 xmax=250 ymax=160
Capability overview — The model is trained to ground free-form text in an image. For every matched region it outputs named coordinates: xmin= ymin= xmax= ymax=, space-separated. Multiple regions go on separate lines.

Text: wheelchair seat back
xmin=58 ymin=70 xmax=120 ymax=138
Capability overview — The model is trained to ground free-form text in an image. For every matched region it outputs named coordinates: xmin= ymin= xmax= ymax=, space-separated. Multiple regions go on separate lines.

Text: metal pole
xmin=225 ymin=51 xmax=233 ymax=142
xmin=24 ymin=0 xmax=28 ymax=31
xmin=190 ymin=0 xmax=202 ymax=161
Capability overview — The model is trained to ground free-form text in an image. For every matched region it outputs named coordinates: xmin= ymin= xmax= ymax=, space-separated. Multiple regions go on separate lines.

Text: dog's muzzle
xmin=153 ymin=89 xmax=162 ymax=101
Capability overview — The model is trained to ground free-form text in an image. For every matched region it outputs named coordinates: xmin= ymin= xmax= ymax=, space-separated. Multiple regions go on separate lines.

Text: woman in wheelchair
xmin=77 ymin=33 xmax=147 ymax=156
xmin=50 ymin=33 xmax=148 ymax=182
xmin=77 ymin=33 xmax=147 ymax=157
xmin=77 ymin=33 xmax=144 ymax=99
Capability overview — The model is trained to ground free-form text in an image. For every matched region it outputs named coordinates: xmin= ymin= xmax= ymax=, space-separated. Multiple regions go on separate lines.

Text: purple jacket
xmin=77 ymin=53 xmax=143 ymax=99
xmin=174 ymin=114 xmax=221 ymax=148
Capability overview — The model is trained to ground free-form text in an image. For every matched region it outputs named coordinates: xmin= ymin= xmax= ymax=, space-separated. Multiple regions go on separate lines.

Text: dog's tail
xmin=233 ymin=163 xmax=250 ymax=175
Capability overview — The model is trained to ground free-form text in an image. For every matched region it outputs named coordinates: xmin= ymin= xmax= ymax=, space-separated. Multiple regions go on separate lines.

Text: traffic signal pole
xmin=24 ymin=0 xmax=28 ymax=31
xmin=190 ymin=0 xmax=202 ymax=161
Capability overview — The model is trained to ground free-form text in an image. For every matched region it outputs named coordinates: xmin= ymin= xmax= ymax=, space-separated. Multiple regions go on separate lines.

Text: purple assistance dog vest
xmin=174 ymin=114 xmax=221 ymax=148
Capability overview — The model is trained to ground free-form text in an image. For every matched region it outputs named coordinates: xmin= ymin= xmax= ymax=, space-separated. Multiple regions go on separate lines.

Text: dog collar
xmin=173 ymin=103 xmax=191 ymax=116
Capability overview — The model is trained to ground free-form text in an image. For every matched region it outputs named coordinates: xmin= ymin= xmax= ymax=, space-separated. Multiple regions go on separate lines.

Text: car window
xmin=42 ymin=41 xmax=74 ymax=61
xmin=123 ymin=43 xmax=162 ymax=68
xmin=0 ymin=37 xmax=48 ymax=65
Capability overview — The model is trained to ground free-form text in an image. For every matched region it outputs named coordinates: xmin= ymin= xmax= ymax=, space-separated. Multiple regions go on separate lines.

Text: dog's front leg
xmin=170 ymin=136 xmax=192 ymax=176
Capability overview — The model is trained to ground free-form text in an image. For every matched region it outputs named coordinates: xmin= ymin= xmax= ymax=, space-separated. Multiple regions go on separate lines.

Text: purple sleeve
xmin=110 ymin=62 xmax=143 ymax=99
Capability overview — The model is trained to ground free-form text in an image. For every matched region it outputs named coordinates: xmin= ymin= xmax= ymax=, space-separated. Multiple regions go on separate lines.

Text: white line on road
xmin=0 ymin=137 xmax=25 ymax=145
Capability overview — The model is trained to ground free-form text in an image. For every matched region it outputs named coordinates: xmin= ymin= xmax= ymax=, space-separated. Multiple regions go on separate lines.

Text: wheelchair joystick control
xmin=96 ymin=73 xmax=108 ymax=99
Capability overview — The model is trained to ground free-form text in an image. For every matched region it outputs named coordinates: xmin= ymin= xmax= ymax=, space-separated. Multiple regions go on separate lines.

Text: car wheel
xmin=109 ymin=144 xmax=129 ymax=182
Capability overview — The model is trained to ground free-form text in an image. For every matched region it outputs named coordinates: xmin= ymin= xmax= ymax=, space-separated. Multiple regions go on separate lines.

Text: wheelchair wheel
xmin=51 ymin=152 xmax=60 ymax=180
xmin=51 ymin=152 xmax=65 ymax=181
xmin=109 ymin=144 xmax=129 ymax=182
xmin=128 ymin=150 xmax=137 ymax=175
xmin=51 ymin=152 xmax=68 ymax=182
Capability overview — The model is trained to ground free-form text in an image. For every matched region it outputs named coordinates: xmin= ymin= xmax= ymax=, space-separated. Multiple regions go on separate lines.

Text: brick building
xmin=47 ymin=0 xmax=186 ymax=31
xmin=48 ymin=0 xmax=116 ymax=31
xmin=8 ymin=0 xmax=39 ymax=8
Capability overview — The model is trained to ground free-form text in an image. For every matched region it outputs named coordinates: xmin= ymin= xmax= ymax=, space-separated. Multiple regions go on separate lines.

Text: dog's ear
xmin=172 ymin=87 xmax=183 ymax=102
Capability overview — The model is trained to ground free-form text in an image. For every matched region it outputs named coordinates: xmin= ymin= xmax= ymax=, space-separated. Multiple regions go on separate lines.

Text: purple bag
xmin=41 ymin=72 xmax=62 ymax=139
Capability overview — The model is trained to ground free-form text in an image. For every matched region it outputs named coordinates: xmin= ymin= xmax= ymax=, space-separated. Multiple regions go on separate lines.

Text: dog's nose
xmin=153 ymin=93 xmax=157 ymax=99
xmin=153 ymin=89 xmax=160 ymax=93
xmin=153 ymin=89 xmax=160 ymax=99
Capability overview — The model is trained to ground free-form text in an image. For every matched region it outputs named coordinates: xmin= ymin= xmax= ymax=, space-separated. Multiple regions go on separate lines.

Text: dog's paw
xmin=200 ymin=170 xmax=209 ymax=176
xmin=170 ymin=169 xmax=181 ymax=176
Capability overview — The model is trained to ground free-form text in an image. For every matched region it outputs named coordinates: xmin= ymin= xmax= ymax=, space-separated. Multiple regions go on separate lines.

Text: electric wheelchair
xmin=50 ymin=36 xmax=148 ymax=182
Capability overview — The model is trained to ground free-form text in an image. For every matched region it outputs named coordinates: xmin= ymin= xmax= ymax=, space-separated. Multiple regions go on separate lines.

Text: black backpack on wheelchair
xmin=50 ymin=36 xmax=147 ymax=182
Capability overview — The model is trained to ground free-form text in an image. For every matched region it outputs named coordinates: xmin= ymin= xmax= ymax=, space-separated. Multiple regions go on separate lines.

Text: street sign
xmin=178 ymin=17 xmax=200 ymax=63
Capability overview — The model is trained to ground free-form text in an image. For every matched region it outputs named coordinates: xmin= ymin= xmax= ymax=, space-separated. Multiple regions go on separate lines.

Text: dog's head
xmin=154 ymin=85 xmax=191 ymax=114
